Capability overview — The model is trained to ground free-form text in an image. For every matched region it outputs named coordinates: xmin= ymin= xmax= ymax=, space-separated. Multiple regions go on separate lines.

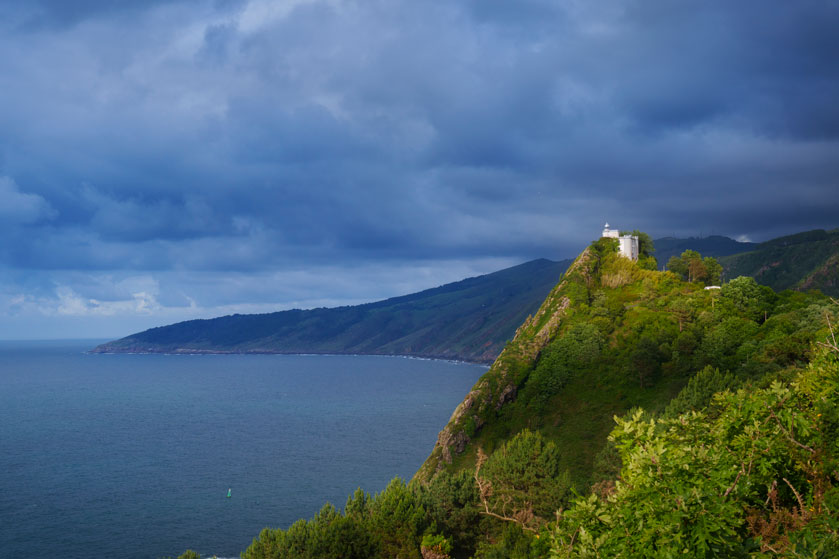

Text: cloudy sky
xmin=0 ymin=0 xmax=837 ymax=339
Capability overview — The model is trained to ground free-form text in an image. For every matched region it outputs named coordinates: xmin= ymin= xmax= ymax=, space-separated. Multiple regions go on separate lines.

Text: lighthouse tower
xmin=601 ymin=223 xmax=639 ymax=261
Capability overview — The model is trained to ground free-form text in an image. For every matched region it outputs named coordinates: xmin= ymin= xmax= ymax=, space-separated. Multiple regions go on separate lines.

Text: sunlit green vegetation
xmin=425 ymin=239 xmax=835 ymax=487
xmin=667 ymin=249 xmax=723 ymax=284
xmin=551 ymin=343 xmax=839 ymax=558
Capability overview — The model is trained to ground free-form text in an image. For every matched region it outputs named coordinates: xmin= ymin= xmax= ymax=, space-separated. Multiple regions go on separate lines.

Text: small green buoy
xmin=227 ymin=488 xmax=232 ymax=498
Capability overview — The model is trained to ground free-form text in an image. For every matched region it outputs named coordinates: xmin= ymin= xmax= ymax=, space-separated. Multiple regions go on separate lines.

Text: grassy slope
xmin=416 ymin=239 xmax=835 ymax=489
xmin=92 ymin=258 xmax=571 ymax=363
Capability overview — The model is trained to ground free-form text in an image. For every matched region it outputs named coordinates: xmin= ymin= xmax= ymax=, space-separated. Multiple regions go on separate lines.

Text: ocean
xmin=0 ymin=340 xmax=485 ymax=558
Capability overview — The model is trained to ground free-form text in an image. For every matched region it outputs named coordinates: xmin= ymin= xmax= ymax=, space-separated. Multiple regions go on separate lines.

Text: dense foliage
xmin=551 ymin=343 xmax=839 ymax=557
xmin=667 ymin=249 xmax=723 ymax=284
xmin=426 ymin=240 xmax=835 ymax=486
xmin=240 ymin=477 xmax=475 ymax=559
xmin=475 ymin=430 xmax=571 ymax=532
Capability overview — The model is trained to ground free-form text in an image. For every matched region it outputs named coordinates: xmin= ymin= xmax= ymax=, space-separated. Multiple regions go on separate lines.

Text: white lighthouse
xmin=602 ymin=223 xmax=639 ymax=261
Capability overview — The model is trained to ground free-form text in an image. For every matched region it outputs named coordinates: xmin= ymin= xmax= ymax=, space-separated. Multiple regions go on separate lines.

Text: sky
xmin=0 ymin=0 xmax=838 ymax=339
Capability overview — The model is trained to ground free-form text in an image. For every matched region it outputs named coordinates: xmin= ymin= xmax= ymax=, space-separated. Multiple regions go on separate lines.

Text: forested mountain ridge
xmin=720 ymin=228 xmax=839 ymax=296
xmin=232 ymin=237 xmax=839 ymax=559
xmin=92 ymin=258 xmax=572 ymax=363
xmin=653 ymin=234 xmax=757 ymax=265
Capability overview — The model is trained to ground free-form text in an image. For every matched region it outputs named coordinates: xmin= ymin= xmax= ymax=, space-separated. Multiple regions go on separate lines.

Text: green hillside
xmin=720 ymin=229 xmax=839 ymax=296
xmin=232 ymin=238 xmax=839 ymax=559
xmin=416 ymin=238 xmax=835 ymax=487
xmin=92 ymin=258 xmax=571 ymax=363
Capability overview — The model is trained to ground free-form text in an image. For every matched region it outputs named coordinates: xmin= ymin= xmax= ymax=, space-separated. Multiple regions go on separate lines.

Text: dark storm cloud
xmin=0 ymin=0 xmax=837 ymax=336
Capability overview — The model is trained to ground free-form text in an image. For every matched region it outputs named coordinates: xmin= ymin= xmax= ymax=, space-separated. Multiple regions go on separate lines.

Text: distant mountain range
xmin=719 ymin=228 xmax=839 ymax=295
xmin=93 ymin=258 xmax=572 ymax=363
xmin=654 ymin=229 xmax=839 ymax=295
xmin=93 ymin=228 xmax=839 ymax=361
xmin=653 ymin=235 xmax=757 ymax=266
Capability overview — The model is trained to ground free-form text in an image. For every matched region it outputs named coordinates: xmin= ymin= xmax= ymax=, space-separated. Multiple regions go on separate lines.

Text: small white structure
xmin=601 ymin=223 xmax=639 ymax=261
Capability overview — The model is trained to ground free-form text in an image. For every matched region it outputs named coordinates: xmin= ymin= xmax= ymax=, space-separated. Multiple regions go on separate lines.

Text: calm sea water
xmin=0 ymin=340 xmax=485 ymax=559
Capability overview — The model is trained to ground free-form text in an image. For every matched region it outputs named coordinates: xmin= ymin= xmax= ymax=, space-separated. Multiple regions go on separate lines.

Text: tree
xmin=368 ymin=478 xmax=428 ymax=559
xmin=420 ymin=470 xmax=484 ymax=558
xmin=668 ymin=297 xmax=695 ymax=332
xmin=663 ymin=365 xmax=737 ymax=418
xmin=720 ymin=276 xmax=774 ymax=321
xmin=421 ymin=534 xmax=452 ymax=559
xmin=696 ymin=316 xmax=759 ymax=372
xmin=703 ymin=256 xmax=723 ymax=285
xmin=666 ymin=250 xmax=696 ymax=280
xmin=475 ymin=430 xmax=571 ymax=532
xmin=667 ymin=250 xmax=721 ymax=284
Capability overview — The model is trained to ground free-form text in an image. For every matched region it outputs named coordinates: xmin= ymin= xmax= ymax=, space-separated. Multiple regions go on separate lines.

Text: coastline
xmin=87 ymin=346 xmax=493 ymax=366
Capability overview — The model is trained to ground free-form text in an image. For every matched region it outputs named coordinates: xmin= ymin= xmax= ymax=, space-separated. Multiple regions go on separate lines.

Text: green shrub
xmin=421 ymin=533 xmax=452 ymax=553
xmin=663 ymin=365 xmax=738 ymax=418
xmin=551 ymin=345 xmax=839 ymax=558
xmin=477 ymin=430 xmax=571 ymax=530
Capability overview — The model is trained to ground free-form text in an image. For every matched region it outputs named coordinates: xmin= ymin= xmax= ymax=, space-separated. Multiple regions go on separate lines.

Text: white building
xmin=602 ymin=223 xmax=639 ymax=261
